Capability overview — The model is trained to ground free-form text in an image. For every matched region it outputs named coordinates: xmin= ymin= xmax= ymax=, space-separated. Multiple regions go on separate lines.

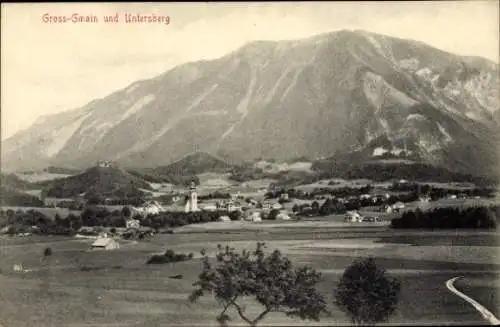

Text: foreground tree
xmin=189 ymin=242 xmax=327 ymax=326
xmin=334 ymin=257 xmax=401 ymax=326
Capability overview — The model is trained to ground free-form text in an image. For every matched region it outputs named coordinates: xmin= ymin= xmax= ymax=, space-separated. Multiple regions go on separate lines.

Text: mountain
xmin=128 ymin=152 xmax=234 ymax=186
xmin=2 ymin=29 xmax=499 ymax=178
xmin=154 ymin=152 xmax=234 ymax=175
xmin=43 ymin=166 xmax=152 ymax=198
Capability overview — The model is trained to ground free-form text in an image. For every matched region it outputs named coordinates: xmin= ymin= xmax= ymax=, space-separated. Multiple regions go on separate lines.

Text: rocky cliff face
xmin=2 ymin=30 xmax=499 ymax=176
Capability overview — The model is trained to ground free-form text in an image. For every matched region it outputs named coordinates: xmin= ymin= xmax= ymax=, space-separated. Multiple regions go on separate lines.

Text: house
xmin=200 ymin=203 xmax=218 ymax=211
xmin=419 ymin=196 xmax=431 ymax=203
xmin=344 ymin=211 xmax=363 ymax=222
xmin=380 ymin=204 xmax=393 ymax=213
xmin=276 ymin=212 xmax=291 ymax=221
xmin=245 ymin=209 xmax=262 ymax=222
xmin=227 ymin=202 xmax=242 ymax=212
xmin=44 ymin=197 xmax=77 ymax=208
xmin=218 ymin=215 xmax=231 ymax=222
xmin=392 ymin=202 xmax=406 ymax=212
xmin=126 ymin=219 xmax=140 ymax=229
xmin=262 ymin=200 xmax=282 ymax=211
xmin=280 ymin=193 xmax=289 ymax=200
xmin=91 ymin=236 xmax=120 ymax=250
xmin=246 ymin=198 xmax=258 ymax=207
xmin=137 ymin=201 xmax=163 ymax=215
xmin=98 ymin=160 xmax=112 ymax=168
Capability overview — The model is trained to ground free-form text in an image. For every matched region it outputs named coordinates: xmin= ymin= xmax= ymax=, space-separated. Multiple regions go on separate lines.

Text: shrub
xmin=43 ymin=247 xmax=52 ymax=257
xmin=146 ymin=249 xmax=193 ymax=264
xmin=334 ymin=257 xmax=401 ymax=326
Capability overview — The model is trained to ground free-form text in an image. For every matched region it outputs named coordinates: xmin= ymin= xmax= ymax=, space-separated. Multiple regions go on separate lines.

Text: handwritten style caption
xmin=42 ymin=13 xmax=171 ymax=25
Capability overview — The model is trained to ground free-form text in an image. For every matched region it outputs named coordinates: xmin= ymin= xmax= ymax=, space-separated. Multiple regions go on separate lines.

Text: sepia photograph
xmin=1 ymin=1 xmax=499 ymax=326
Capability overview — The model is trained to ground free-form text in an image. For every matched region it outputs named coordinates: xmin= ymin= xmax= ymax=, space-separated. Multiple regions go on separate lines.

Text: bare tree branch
xmin=251 ymin=307 xmax=271 ymax=326
xmin=230 ymin=299 xmax=252 ymax=325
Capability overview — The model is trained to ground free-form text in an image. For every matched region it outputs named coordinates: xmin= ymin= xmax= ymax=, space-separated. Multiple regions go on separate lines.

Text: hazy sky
xmin=2 ymin=1 xmax=499 ymax=140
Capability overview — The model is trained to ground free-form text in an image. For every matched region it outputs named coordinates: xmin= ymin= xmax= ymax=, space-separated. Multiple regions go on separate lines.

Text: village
xmin=8 ymin=166 xmax=485 ymax=252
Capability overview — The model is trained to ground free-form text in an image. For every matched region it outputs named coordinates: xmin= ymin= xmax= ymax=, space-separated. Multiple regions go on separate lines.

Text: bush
xmin=189 ymin=242 xmax=327 ymax=326
xmin=146 ymin=249 xmax=193 ymax=264
xmin=335 ymin=257 xmax=401 ymax=326
xmin=43 ymin=247 xmax=52 ymax=257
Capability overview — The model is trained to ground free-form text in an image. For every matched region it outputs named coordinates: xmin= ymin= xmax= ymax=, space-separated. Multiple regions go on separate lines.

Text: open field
xmin=1 ymin=222 xmax=499 ymax=327
xmin=15 ymin=173 xmax=72 ymax=183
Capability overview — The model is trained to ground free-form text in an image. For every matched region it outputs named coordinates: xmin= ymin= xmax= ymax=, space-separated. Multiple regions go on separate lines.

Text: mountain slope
xmin=2 ymin=30 xmax=499 ymax=177
xmin=154 ymin=152 xmax=235 ymax=175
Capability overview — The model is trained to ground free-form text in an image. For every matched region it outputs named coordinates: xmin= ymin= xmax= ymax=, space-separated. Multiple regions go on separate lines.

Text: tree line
xmin=0 ymin=207 xmax=241 ymax=235
xmin=390 ymin=206 xmax=499 ymax=229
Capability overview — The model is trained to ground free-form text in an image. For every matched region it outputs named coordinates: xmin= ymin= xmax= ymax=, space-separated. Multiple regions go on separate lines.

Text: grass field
xmin=15 ymin=173 xmax=72 ymax=183
xmin=0 ymin=223 xmax=499 ymax=327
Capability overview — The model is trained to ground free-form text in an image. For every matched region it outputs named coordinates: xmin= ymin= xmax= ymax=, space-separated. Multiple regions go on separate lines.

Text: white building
xmin=419 ymin=196 xmax=431 ymax=203
xmin=245 ymin=210 xmax=262 ymax=222
xmin=344 ymin=211 xmax=363 ymax=222
xmin=200 ymin=203 xmax=218 ymax=211
xmin=98 ymin=160 xmax=112 ymax=168
xmin=126 ymin=219 xmax=140 ymax=229
xmin=218 ymin=215 xmax=231 ymax=222
xmin=91 ymin=237 xmax=120 ymax=250
xmin=392 ymin=202 xmax=406 ymax=211
xmin=276 ymin=212 xmax=291 ymax=221
xmin=137 ymin=201 xmax=163 ymax=215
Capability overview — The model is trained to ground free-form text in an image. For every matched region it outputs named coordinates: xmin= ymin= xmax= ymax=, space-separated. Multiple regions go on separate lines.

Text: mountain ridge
xmin=2 ymin=29 xmax=499 ymax=177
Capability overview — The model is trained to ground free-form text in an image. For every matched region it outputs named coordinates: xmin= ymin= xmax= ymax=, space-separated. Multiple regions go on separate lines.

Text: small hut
xmin=91 ymin=236 xmax=120 ymax=250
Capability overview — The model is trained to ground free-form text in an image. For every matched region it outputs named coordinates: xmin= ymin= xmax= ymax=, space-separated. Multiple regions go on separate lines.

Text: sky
xmin=2 ymin=1 xmax=499 ymax=140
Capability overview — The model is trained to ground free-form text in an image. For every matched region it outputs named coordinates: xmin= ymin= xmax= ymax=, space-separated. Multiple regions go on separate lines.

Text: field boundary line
xmin=446 ymin=276 xmax=500 ymax=325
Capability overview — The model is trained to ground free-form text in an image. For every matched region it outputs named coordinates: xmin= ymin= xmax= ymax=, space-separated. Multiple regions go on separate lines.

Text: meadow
xmin=0 ymin=222 xmax=499 ymax=327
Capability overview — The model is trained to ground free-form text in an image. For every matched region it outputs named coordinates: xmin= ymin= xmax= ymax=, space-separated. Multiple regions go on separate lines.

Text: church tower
xmin=184 ymin=181 xmax=199 ymax=212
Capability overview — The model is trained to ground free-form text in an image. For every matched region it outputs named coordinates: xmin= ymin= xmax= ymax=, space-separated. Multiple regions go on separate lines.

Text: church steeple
xmin=184 ymin=180 xmax=199 ymax=212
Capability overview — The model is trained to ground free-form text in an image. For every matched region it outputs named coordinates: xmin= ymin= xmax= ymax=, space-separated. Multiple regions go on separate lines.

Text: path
xmin=446 ymin=276 xmax=500 ymax=325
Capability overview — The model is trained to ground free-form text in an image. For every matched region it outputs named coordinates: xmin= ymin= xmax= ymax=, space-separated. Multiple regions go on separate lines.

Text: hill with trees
xmin=43 ymin=166 xmax=152 ymax=198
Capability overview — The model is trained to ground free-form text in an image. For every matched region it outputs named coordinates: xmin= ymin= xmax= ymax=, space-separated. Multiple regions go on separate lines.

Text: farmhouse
xmin=136 ymin=201 xmax=164 ymax=215
xmin=245 ymin=209 xmax=262 ymax=222
xmin=199 ymin=202 xmax=218 ymax=211
xmin=344 ymin=211 xmax=363 ymax=222
xmin=97 ymin=160 xmax=113 ymax=168
xmin=44 ymin=197 xmax=77 ymax=208
xmin=218 ymin=215 xmax=231 ymax=222
xmin=276 ymin=212 xmax=291 ymax=220
xmin=126 ymin=219 xmax=140 ymax=229
xmin=262 ymin=200 xmax=282 ymax=211
xmin=91 ymin=236 xmax=120 ymax=250
xmin=392 ymin=201 xmax=406 ymax=211
xmin=380 ymin=204 xmax=393 ymax=213
xmin=419 ymin=196 xmax=431 ymax=202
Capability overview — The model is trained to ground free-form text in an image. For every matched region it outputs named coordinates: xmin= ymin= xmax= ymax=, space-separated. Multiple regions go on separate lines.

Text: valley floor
xmin=0 ymin=223 xmax=499 ymax=326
